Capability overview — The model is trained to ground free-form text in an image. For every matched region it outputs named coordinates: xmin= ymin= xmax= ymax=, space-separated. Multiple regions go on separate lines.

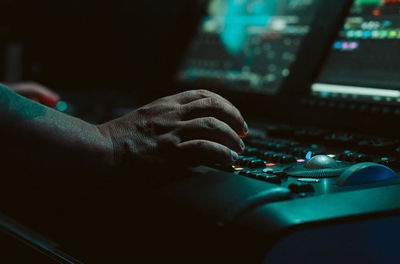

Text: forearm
xmin=0 ymin=84 xmax=114 ymax=175
xmin=0 ymin=85 xmax=248 ymax=184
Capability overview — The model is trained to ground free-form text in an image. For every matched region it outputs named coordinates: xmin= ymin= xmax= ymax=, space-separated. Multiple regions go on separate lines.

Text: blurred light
xmin=334 ymin=41 xmax=342 ymax=49
xmin=297 ymin=178 xmax=320 ymax=183
xmin=56 ymin=101 xmax=68 ymax=112
xmin=373 ymin=9 xmax=381 ymax=16
xmin=363 ymin=30 xmax=372 ymax=38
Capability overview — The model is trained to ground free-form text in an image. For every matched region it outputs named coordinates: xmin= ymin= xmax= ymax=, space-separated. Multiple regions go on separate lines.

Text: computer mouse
xmin=337 ymin=162 xmax=399 ymax=186
xmin=305 ymin=155 xmax=338 ymax=169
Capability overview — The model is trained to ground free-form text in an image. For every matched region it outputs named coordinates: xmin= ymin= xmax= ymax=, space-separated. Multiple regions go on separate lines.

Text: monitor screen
xmin=313 ymin=0 xmax=400 ymax=104
xmin=177 ymin=0 xmax=320 ymax=95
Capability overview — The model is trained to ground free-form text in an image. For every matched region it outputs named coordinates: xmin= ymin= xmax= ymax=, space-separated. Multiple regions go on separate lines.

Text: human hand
xmin=98 ymin=90 xmax=248 ymax=168
xmin=5 ymin=82 xmax=60 ymax=107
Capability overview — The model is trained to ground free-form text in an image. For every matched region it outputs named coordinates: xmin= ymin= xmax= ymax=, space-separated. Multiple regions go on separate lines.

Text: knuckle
xmin=177 ymin=90 xmax=197 ymax=102
xmin=175 ymin=104 xmax=185 ymax=117
xmin=196 ymin=89 xmax=210 ymax=97
xmin=206 ymin=96 xmax=221 ymax=109
xmin=161 ymin=102 xmax=178 ymax=114
xmin=181 ymin=103 xmax=191 ymax=114
xmin=204 ymin=117 xmax=219 ymax=129
xmin=156 ymin=97 xmax=169 ymax=104
xmin=179 ymin=90 xmax=192 ymax=98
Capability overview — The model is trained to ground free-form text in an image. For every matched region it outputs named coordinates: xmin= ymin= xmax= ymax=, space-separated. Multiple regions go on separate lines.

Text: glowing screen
xmin=178 ymin=0 xmax=319 ymax=94
xmin=313 ymin=0 xmax=400 ymax=102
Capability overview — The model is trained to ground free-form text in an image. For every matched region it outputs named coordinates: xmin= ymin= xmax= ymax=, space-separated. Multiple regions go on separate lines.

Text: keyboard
xmin=215 ymin=124 xmax=400 ymax=196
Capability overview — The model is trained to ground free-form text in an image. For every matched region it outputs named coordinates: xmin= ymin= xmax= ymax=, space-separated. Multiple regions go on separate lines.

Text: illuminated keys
xmin=343 ymin=30 xmax=400 ymax=41
xmin=333 ymin=41 xmax=359 ymax=51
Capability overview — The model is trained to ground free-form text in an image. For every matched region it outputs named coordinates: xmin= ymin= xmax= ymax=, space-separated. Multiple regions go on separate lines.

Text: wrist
xmin=96 ymin=123 xmax=118 ymax=170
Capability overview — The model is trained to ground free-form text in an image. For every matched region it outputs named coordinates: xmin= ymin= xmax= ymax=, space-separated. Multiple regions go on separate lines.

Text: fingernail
xmin=243 ymin=122 xmax=249 ymax=134
xmin=231 ymin=150 xmax=239 ymax=163
xmin=240 ymin=139 xmax=245 ymax=150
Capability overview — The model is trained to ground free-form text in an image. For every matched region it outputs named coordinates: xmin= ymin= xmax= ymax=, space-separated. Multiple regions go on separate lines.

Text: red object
xmin=373 ymin=9 xmax=381 ymax=16
xmin=40 ymin=96 xmax=60 ymax=108
xmin=384 ymin=0 xmax=400 ymax=3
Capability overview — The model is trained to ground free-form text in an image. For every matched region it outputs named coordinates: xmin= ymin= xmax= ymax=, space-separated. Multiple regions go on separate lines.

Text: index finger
xmin=182 ymin=97 xmax=248 ymax=137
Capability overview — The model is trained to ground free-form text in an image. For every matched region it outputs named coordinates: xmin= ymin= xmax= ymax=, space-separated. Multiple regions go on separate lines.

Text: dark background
xmin=0 ymin=2 xmax=209 ymax=260
xmin=0 ymin=0 xmax=206 ymax=105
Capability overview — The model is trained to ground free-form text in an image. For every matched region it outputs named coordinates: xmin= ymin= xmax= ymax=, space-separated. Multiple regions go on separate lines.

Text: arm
xmin=0 ymin=84 xmax=247 ymax=181
xmin=0 ymin=84 xmax=113 ymax=175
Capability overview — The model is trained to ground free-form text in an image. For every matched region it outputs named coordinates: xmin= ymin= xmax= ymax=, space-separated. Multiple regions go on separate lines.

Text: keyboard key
xmin=244 ymin=147 xmax=259 ymax=156
xmin=239 ymin=170 xmax=251 ymax=177
xmin=271 ymin=153 xmax=284 ymax=163
xmin=255 ymin=174 xmax=282 ymax=184
xmin=355 ymin=153 xmax=372 ymax=162
xmin=358 ymin=138 xmax=399 ymax=154
xmin=248 ymin=159 xmax=266 ymax=168
xmin=236 ymin=156 xmax=254 ymax=167
xmin=262 ymin=151 xmax=275 ymax=161
xmin=338 ymin=150 xmax=356 ymax=162
xmin=281 ymin=155 xmax=296 ymax=164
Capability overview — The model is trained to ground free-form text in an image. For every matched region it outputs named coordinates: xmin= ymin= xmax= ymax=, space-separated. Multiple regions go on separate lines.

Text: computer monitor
xmin=312 ymin=0 xmax=400 ymax=105
xmin=177 ymin=0 xmax=321 ymax=95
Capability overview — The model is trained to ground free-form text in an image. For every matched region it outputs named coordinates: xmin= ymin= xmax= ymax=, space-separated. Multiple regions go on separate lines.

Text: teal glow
xmin=306 ymin=151 xmax=313 ymax=160
xmin=222 ymin=0 xmax=248 ymax=54
xmin=56 ymin=101 xmax=68 ymax=112
xmin=221 ymin=0 xmax=277 ymax=54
